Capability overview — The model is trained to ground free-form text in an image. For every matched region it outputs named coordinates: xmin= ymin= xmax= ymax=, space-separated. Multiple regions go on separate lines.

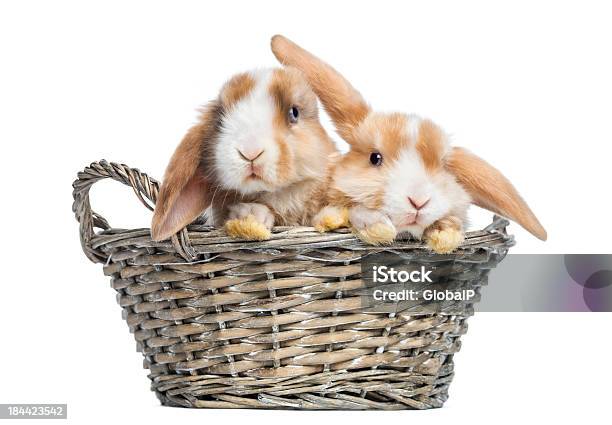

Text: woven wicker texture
xmin=73 ymin=160 xmax=514 ymax=410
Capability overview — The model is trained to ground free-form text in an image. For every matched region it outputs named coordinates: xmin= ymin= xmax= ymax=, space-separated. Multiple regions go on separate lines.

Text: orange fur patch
xmin=352 ymin=113 xmax=410 ymax=159
xmin=269 ymin=67 xmax=319 ymax=126
xmin=269 ymin=68 xmax=292 ymax=127
xmin=275 ymin=135 xmax=291 ymax=180
xmin=219 ymin=73 xmax=255 ymax=110
xmin=416 ymin=119 xmax=445 ymax=172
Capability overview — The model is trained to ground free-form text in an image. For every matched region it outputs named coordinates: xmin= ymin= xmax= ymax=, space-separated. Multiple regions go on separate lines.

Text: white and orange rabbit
xmin=271 ymin=35 xmax=546 ymax=253
xmin=151 ymin=67 xmax=338 ymax=241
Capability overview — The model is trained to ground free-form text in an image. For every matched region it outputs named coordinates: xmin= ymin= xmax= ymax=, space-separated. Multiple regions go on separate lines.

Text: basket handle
xmin=72 ymin=160 xmax=160 ymax=263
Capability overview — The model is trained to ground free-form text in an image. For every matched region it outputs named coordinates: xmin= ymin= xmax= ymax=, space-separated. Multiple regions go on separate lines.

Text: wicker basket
xmin=73 ymin=160 xmax=514 ymax=410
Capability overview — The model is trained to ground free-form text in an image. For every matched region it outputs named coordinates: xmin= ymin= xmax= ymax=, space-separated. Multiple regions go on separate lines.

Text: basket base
xmin=151 ymin=362 xmax=454 ymax=410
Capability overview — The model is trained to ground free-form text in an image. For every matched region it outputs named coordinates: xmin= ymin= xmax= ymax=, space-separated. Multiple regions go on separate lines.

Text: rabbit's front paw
xmin=313 ymin=206 xmax=349 ymax=232
xmin=426 ymin=228 xmax=464 ymax=253
xmin=225 ymin=203 xmax=274 ymax=240
xmin=349 ymin=206 xmax=397 ymax=245
xmin=424 ymin=217 xmax=464 ymax=254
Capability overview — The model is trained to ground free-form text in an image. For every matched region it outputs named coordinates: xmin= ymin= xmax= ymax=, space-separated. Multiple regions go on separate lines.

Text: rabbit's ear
xmin=271 ymin=35 xmax=370 ymax=143
xmin=446 ymin=147 xmax=547 ymax=241
xmin=151 ymin=105 xmax=218 ymax=241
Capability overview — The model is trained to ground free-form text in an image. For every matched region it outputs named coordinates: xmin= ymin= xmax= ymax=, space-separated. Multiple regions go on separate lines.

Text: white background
xmin=1 ymin=0 xmax=611 ymax=424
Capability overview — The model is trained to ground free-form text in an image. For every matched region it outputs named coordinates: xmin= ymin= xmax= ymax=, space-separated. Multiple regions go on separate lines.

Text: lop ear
xmin=446 ymin=147 xmax=547 ymax=241
xmin=271 ymin=35 xmax=370 ymax=143
xmin=151 ymin=104 xmax=219 ymax=241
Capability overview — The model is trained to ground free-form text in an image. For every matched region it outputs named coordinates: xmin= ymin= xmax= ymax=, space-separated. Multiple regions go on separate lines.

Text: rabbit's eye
xmin=288 ymin=106 xmax=299 ymax=124
xmin=370 ymin=152 xmax=383 ymax=166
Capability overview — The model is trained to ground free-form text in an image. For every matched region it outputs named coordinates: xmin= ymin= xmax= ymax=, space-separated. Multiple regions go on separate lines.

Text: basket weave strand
xmin=73 ymin=160 xmax=514 ymax=410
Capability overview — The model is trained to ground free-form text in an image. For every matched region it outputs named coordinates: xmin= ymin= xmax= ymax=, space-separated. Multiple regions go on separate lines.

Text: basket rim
xmin=73 ymin=160 xmax=514 ymax=264
xmin=90 ymin=218 xmax=514 ymax=262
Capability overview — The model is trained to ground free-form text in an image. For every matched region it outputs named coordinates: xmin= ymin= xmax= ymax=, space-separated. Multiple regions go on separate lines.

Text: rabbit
xmin=150 ymin=67 xmax=338 ymax=242
xmin=270 ymin=35 xmax=547 ymax=253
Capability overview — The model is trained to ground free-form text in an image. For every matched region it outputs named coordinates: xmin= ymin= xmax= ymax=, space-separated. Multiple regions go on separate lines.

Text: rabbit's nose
xmin=408 ymin=196 xmax=430 ymax=210
xmin=237 ymin=148 xmax=265 ymax=162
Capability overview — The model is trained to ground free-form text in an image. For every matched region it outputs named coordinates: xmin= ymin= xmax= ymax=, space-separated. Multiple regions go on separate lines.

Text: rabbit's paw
xmin=425 ymin=225 xmax=464 ymax=254
xmin=225 ymin=203 xmax=274 ymax=240
xmin=313 ymin=206 xmax=349 ymax=232
xmin=349 ymin=206 xmax=397 ymax=245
